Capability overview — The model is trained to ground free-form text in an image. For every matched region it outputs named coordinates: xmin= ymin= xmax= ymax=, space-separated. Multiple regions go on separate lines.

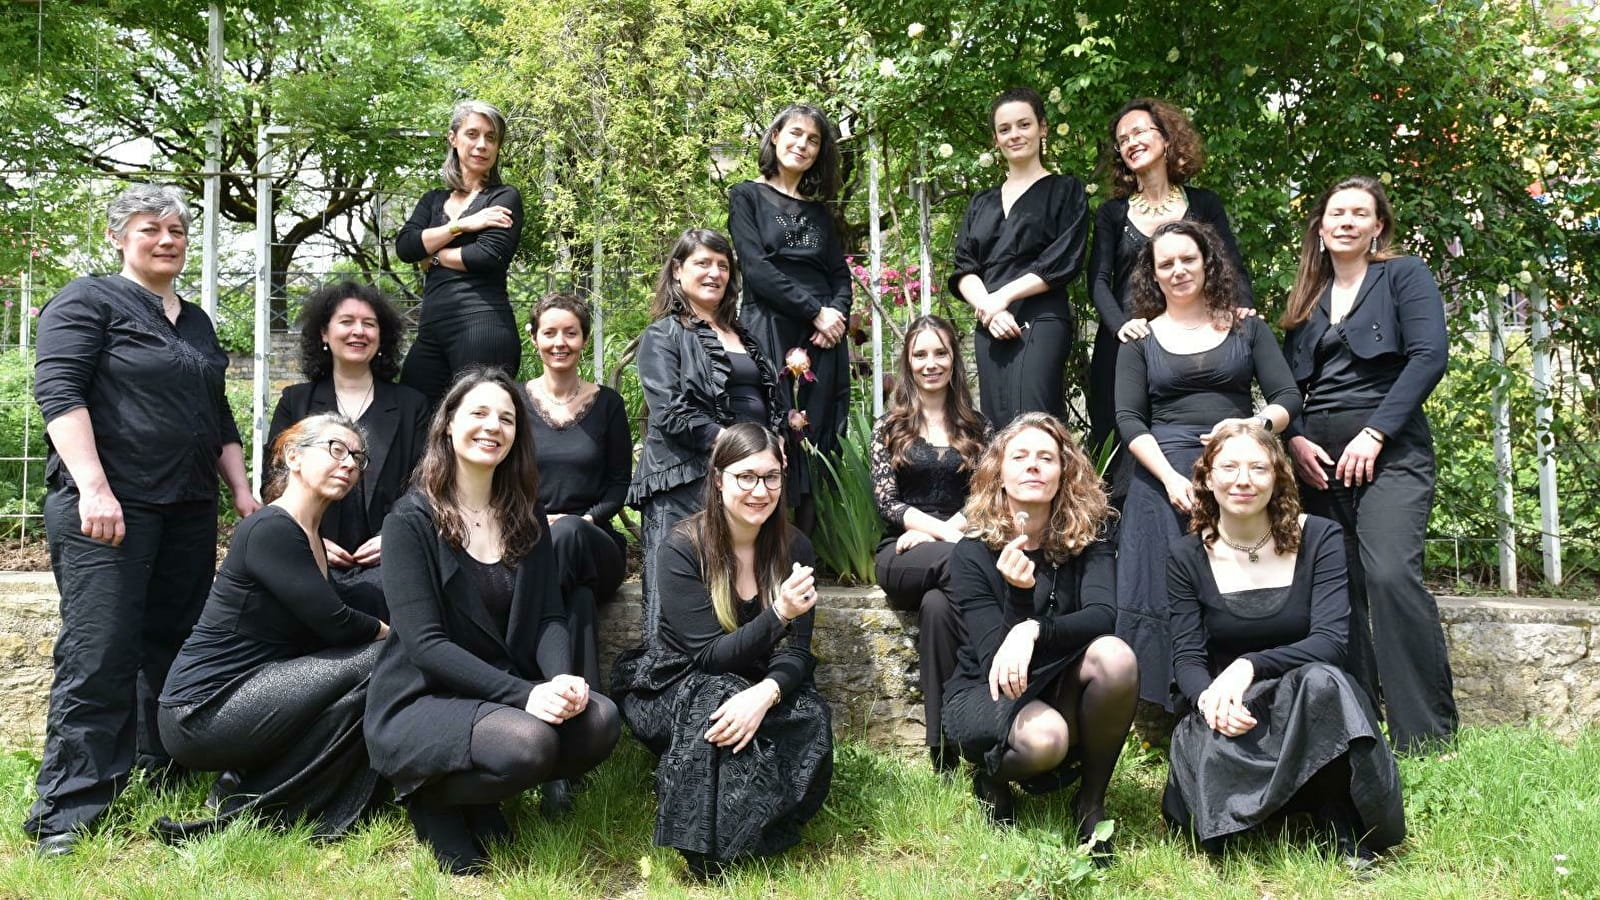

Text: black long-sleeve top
xmin=728 ymin=181 xmax=852 ymax=324
xmin=949 ymin=173 xmax=1089 ymax=321
xmin=161 ymin=505 xmax=382 ymax=707
xmin=946 ymin=536 xmax=1117 ymax=684
xmin=33 ymin=274 xmax=241 ymax=503
xmin=868 ymin=416 xmax=989 ymax=534
xmin=529 ymin=386 xmax=632 ymax=525
xmin=394 ymin=185 xmax=524 ymax=326
xmin=1087 ymin=188 xmax=1253 ymax=334
xmin=656 ymin=528 xmax=817 ymax=699
xmin=1167 ymin=516 xmax=1350 ymax=709
xmin=1115 ymin=317 xmax=1301 ymax=445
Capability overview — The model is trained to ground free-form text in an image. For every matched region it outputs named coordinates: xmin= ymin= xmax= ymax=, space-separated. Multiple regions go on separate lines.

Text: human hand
xmin=233 ymin=493 xmax=261 ymax=519
xmin=813 ymin=308 xmax=847 ymax=343
xmin=809 ymin=328 xmax=838 ymax=349
xmin=988 ymin=620 xmax=1040 ymax=701
xmin=1288 ymin=435 xmax=1333 ymax=490
xmin=1334 ymin=430 xmax=1384 ymax=487
xmin=1116 ymin=317 xmax=1150 ymax=342
xmin=775 ymin=562 xmax=818 ymax=621
xmin=324 ymin=538 xmax=356 ymax=568
xmin=1233 ymin=307 xmax=1258 ymax=321
xmin=996 ymin=534 xmax=1036 ymax=589
xmin=547 ymin=513 xmax=567 ymax=525
xmin=705 ymin=681 xmax=779 ymax=752
xmin=456 ymin=205 xmax=515 ymax=233
xmin=549 ymin=672 xmax=590 ymax=715
xmin=77 ymin=485 xmax=125 ymax=546
xmin=1199 ymin=418 xmax=1250 ymax=446
xmin=1198 ymin=659 xmax=1257 ymax=736
xmin=987 ymin=310 xmax=1022 ymax=340
xmin=525 ymin=677 xmax=585 ymax=724
xmin=372 ymin=620 xmax=390 ymax=642
xmin=896 ymin=530 xmax=936 ymax=553
xmin=351 ymin=534 xmax=382 ymax=566
xmin=1162 ymin=472 xmax=1197 ymax=514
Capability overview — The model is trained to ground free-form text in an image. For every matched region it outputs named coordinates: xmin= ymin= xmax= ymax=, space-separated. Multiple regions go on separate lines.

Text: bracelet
xmin=430 ymin=254 xmax=442 ymax=269
xmin=773 ymin=606 xmax=791 ymax=627
xmin=768 ymin=682 xmax=783 ymax=708
xmin=448 ymin=221 xmax=463 ymax=236
xmin=1361 ymin=427 xmax=1386 ymax=444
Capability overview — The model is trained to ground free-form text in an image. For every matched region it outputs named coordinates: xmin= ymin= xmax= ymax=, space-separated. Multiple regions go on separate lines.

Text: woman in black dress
xmin=1088 ymin=98 xmax=1253 ymax=490
xmin=951 ymin=88 xmax=1089 ymax=426
xmin=27 ymin=184 xmax=258 ymax=856
xmin=614 ymin=424 xmax=832 ymax=877
xmin=154 ymin=413 xmax=389 ymax=842
xmin=1114 ymin=220 xmax=1299 ymax=712
xmin=396 ymin=100 xmax=524 ymax=406
xmin=268 ymin=281 xmax=430 ymax=618
xmin=942 ymin=413 xmax=1136 ymax=863
xmin=629 ymin=229 xmax=783 ymax=643
xmin=1280 ymin=176 xmax=1457 ymax=752
xmin=728 ymin=104 xmax=850 ymax=532
xmin=522 ymin=292 xmax=632 ymax=688
xmin=870 ymin=315 xmax=990 ymax=772
xmin=1164 ymin=422 xmax=1404 ymax=862
xmin=366 ymin=368 xmax=621 ymax=874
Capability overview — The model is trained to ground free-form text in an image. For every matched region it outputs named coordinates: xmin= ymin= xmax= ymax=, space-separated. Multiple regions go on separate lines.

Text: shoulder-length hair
xmin=649 ymin=228 xmax=741 ymax=330
xmin=962 ymin=413 xmax=1111 ymax=563
xmin=441 ymin=100 xmax=507 ymax=192
xmin=1128 ymin=220 xmax=1242 ymax=327
xmin=1188 ymin=421 xmax=1302 ymax=555
xmin=682 ymin=423 xmax=792 ymax=632
xmin=295 ymin=280 xmax=405 ymax=382
xmin=1102 ymin=98 xmax=1206 ymax=198
xmin=1281 ymin=175 xmax=1400 ymax=330
xmin=880 ymin=315 xmax=987 ymax=470
xmin=263 ymin=412 xmax=365 ymax=503
xmin=758 ymin=104 xmax=841 ymax=203
xmin=412 ymin=366 xmax=544 ymax=563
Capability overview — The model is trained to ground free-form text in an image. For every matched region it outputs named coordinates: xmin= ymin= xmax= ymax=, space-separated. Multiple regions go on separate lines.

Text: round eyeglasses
xmin=725 ymin=469 xmax=783 ymax=492
xmin=308 ymin=438 xmax=370 ymax=471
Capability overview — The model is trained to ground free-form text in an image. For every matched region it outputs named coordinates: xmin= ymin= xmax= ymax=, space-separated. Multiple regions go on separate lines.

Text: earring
xmin=1370 ymin=237 xmax=1378 ymax=254
xmin=1318 ymin=237 xmax=1326 ymax=254
xmin=322 ymin=342 xmax=329 ymax=351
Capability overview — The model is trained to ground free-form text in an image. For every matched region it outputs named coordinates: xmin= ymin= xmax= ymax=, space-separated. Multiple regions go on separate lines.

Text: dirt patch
xmin=1 ymin=523 xmax=237 ymax=572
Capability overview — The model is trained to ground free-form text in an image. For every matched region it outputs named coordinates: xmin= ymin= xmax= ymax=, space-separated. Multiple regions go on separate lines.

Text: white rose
xmin=1243 ymin=64 xmax=1259 ymax=76
xmin=1075 ymin=12 xmax=1090 ymax=29
xmin=1574 ymin=76 xmax=1590 ymax=91
xmin=1387 ymin=51 xmax=1404 ymax=65
xmin=1530 ymin=68 xmax=1546 ymax=84
xmin=879 ymin=58 xmax=898 ymax=78
xmin=1380 ymin=172 xmax=1393 ymax=185
xmin=937 ymin=143 xmax=953 ymax=159
xmin=1048 ymin=87 xmax=1062 ymax=103
xmin=1492 ymin=114 xmax=1508 ymax=128
xmin=1495 ymin=283 xmax=1511 ymax=298
xmin=1167 ymin=48 xmax=1181 ymax=63
xmin=1084 ymin=183 xmax=1099 ymax=195
xmin=977 ymin=152 xmax=995 ymax=168
xmin=1518 ymin=270 xmax=1534 ymax=284
xmin=1056 ymin=122 xmax=1069 ymax=136
xmin=907 ymin=22 xmax=925 ymax=39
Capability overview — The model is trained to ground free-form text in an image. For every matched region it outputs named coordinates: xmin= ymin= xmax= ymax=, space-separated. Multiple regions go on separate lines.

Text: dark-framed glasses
xmin=726 ymin=469 xmax=783 ymax=492
xmin=309 ymin=438 xmax=370 ymax=471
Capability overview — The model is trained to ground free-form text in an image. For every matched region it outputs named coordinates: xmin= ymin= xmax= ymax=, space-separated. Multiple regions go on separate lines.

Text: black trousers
xmin=549 ymin=515 xmax=627 ymax=687
xmin=1299 ymin=408 xmax=1459 ymax=751
xmin=26 ymin=487 xmax=217 ymax=838
xmin=875 ymin=539 xmax=966 ymax=748
xmin=973 ymin=313 xmax=1074 ymax=428
xmin=400 ymin=309 xmax=522 ymax=407
xmin=639 ymin=481 xmax=704 ymax=646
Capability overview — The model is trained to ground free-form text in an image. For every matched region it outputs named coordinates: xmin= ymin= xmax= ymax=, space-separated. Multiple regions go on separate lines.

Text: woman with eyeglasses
xmin=1088 ymin=99 xmax=1253 ymax=499
xmin=153 ymin=413 xmax=389 ymax=842
xmin=613 ymin=424 xmax=832 ymax=878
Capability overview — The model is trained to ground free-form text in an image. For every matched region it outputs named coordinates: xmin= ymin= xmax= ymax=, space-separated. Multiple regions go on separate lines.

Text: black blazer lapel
xmin=1344 ymin=259 xmax=1388 ymax=321
xmin=361 ymin=381 xmax=403 ymax=520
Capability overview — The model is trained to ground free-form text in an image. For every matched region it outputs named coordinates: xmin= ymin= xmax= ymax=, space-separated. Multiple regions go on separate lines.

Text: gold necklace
xmin=1129 ymin=185 xmax=1183 ymax=216
xmin=1218 ymin=527 xmax=1273 ymax=563
xmin=541 ymin=378 xmax=580 ymax=405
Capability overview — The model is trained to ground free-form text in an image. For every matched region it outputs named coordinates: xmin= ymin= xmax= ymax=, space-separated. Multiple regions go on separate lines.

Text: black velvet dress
xmin=1162 ymin=518 xmax=1405 ymax=852
xmin=612 ymin=529 xmax=832 ymax=862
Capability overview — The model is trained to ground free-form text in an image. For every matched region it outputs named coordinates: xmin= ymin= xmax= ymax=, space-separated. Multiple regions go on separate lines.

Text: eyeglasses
xmin=308 ymin=438 xmax=370 ymax=471
xmin=725 ymin=469 xmax=784 ymax=492
xmin=1212 ymin=462 xmax=1271 ymax=481
xmin=1115 ymin=125 xmax=1163 ymax=149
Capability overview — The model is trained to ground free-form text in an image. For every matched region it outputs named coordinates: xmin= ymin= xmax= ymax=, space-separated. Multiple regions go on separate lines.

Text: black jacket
xmin=628 ymin=315 xmax=784 ymax=507
xmin=1281 ymin=256 xmax=1448 ymax=438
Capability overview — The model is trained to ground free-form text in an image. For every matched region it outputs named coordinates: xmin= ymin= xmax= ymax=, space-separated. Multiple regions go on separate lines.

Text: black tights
xmin=413 ymin=695 xmax=620 ymax=807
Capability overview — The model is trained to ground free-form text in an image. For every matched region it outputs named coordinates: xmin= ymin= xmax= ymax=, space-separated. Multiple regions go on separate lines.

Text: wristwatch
xmin=1257 ymin=414 xmax=1273 ymax=433
xmin=430 ymin=254 xmax=442 ymax=269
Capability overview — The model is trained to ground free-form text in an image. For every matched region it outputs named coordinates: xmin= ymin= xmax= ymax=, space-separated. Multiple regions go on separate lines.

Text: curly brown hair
xmin=962 ymin=413 xmax=1112 ymax=563
xmin=1188 ymin=421 xmax=1302 ymax=554
xmin=1103 ymin=98 xmax=1205 ymax=198
xmin=1128 ymin=220 xmax=1243 ymax=326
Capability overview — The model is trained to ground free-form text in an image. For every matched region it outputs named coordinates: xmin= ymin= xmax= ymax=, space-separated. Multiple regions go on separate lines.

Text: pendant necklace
xmin=1220 ymin=529 xmax=1273 ymax=563
xmin=1129 ymin=184 xmax=1183 ymax=216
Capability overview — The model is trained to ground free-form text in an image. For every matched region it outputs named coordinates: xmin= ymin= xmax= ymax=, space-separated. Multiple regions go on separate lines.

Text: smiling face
xmin=449 ymin=113 xmax=501 ymax=181
xmin=321 ymin=298 xmax=380 ymax=370
xmin=1319 ymin=187 xmax=1383 ymax=257
xmin=1151 ymin=232 xmax=1206 ymax=305
xmin=1000 ymin=426 xmax=1062 ymax=510
xmin=534 ymin=307 xmax=586 ymax=374
xmin=674 ymin=245 xmax=732 ymax=314
xmin=1206 ymin=434 xmax=1276 ymax=519
xmin=1114 ymin=109 xmax=1167 ymax=176
xmin=770 ymin=113 xmax=822 ymax=178
xmin=992 ymin=100 xmax=1043 ymax=166
xmin=113 ymin=213 xmax=188 ymax=285
xmin=448 ymin=382 xmax=517 ymax=472
xmin=906 ymin=326 xmax=954 ymax=396
xmin=718 ymin=449 xmax=784 ymax=531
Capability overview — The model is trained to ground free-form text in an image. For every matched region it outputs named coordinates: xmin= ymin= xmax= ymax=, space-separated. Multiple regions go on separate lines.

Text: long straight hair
xmin=879 ymin=315 xmax=987 ymax=469
xmin=412 ymin=367 xmax=544 ymax=563
xmin=649 ymin=228 xmax=741 ymax=330
xmin=1281 ymin=175 xmax=1400 ymax=330
xmin=684 ymin=423 xmax=792 ymax=632
xmin=441 ymin=100 xmax=507 ymax=192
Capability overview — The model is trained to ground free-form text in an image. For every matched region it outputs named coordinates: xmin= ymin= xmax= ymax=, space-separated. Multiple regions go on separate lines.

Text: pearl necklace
xmin=1129 ymin=185 xmax=1184 ymax=216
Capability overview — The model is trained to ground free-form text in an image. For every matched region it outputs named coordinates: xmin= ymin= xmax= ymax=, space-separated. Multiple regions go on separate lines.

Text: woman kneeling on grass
xmin=940 ymin=413 xmax=1137 ymax=866
xmin=613 ymin=423 xmax=832 ymax=879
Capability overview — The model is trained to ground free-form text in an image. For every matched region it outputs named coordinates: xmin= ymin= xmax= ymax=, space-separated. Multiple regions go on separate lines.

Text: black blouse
xmin=394 ymin=185 xmax=524 ymax=325
xmin=868 ymin=417 xmax=987 ymax=533
xmin=529 ymin=386 xmax=632 ymax=525
xmin=727 ymin=180 xmax=852 ymax=324
xmin=950 ymin=173 xmax=1089 ymax=321
xmin=1115 ymin=317 xmax=1301 ymax=445
xmin=161 ymin=505 xmax=382 ymax=707
xmin=1302 ymin=304 xmax=1405 ymax=415
xmin=34 ymin=274 xmax=241 ymax=504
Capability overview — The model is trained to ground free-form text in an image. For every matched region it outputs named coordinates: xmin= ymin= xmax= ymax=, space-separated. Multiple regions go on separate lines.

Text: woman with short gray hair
xmin=26 ymin=182 xmax=258 ymax=856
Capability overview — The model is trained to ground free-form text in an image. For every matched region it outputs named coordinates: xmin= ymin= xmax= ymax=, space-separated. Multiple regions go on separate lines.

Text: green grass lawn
xmin=2 ymin=726 xmax=1596 ymax=899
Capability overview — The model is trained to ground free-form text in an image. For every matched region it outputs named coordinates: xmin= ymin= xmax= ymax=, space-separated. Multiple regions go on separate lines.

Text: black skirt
xmin=941 ymin=650 xmax=1086 ymax=793
xmin=1162 ymin=662 xmax=1406 ymax=850
xmin=612 ymin=646 xmax=833 ymax=861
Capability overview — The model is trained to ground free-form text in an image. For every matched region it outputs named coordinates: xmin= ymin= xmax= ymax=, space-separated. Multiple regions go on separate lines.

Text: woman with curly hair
xmin=1087 ymin=98 xmax=1253 ymax=497
xmin=870 ymin=315 xmax=991 ymax=772
xmin=940 ymin=413 xmax=1136 ymax=864
xmin=268 ymin=281 xmax=430 ymax=617
xmin=1164 ymin=422 xmax=1404 ymax=863
xmin=1113 ymin=220 xmax=1298 ymax=712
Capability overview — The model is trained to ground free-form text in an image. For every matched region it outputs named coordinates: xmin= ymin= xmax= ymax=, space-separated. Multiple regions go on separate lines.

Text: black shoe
xmin=930 ymin=744 xmax=962 ymax=779
xmin=35 ymin=833 xmax=80 ymax=858
xmin=1072 ymin=793 xmax=1115 ymax=868
xmin=539 ymin=779 xmax=574 ymax=817
xmin=680 ymin=849 xmax=726 ymax=881
xmin=206 ymin=771 xmax=243 ymax=811
xmin=464 ymin=803 xmax=512 ymax=851
xmin=971 ymin=771 xmax=1016 ymax=826
xmin=405 ymin=799 xmax=486 ymax=876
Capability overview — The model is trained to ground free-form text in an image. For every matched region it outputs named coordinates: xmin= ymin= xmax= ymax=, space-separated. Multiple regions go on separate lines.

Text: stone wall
xmin=2 ymin=572 xmax=1595 ymax=751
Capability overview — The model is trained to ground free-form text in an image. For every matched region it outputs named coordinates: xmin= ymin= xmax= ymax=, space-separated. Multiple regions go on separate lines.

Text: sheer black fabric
xmin=868 ymin=426 xmax=975 ymax=534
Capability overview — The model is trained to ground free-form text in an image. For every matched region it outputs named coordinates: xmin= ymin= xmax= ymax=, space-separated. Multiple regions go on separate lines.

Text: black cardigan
xmin=1281 ymin=256 xmax=1449 ymax=438
xmin=1167 ymin=516 xmax=1350 ymax=709
xmin=267 ymin=378 xmax=430 ymax=550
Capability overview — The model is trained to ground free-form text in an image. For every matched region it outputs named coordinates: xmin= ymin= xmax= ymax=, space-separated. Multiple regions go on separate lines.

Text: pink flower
xmin=28 ymin=306 xmax=40 ymax=316
xmin=788 ymin=408 xmax=810 ymax=433
xmin=784 ymin=347 xmax=816 ymax=382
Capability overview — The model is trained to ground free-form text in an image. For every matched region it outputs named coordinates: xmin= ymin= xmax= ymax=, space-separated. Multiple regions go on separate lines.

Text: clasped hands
xmin=810 ymin=307 xmax=848 ymax=349
xmin=1196 ymin=659 xmax=1257 ymax=737
xmin=525 ymin=673 xmax=590 ymax=725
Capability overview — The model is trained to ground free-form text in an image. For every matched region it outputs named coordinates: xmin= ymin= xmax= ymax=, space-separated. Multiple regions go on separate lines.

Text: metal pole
xmin=1528 ymin=283 xmax=1562 ymax=584
xmin=251 ymin=124 xmax=274 ymax=493
xmin=591 ymin=166 xmax=605 ymax=383
xmin=1488 ymin=291 xmax=1517 ymax=593
xmin=201 ymin=3 xmax=223 ymax=320
xmin=918 ymin=153 xmax=932 ymax=317
xmin=868 ymin=128 xmax=884 ymax=418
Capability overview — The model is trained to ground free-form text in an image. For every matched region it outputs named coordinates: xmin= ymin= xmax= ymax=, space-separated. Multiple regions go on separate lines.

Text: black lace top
xmin=869 ymin=417 xmax=988 ymax=534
